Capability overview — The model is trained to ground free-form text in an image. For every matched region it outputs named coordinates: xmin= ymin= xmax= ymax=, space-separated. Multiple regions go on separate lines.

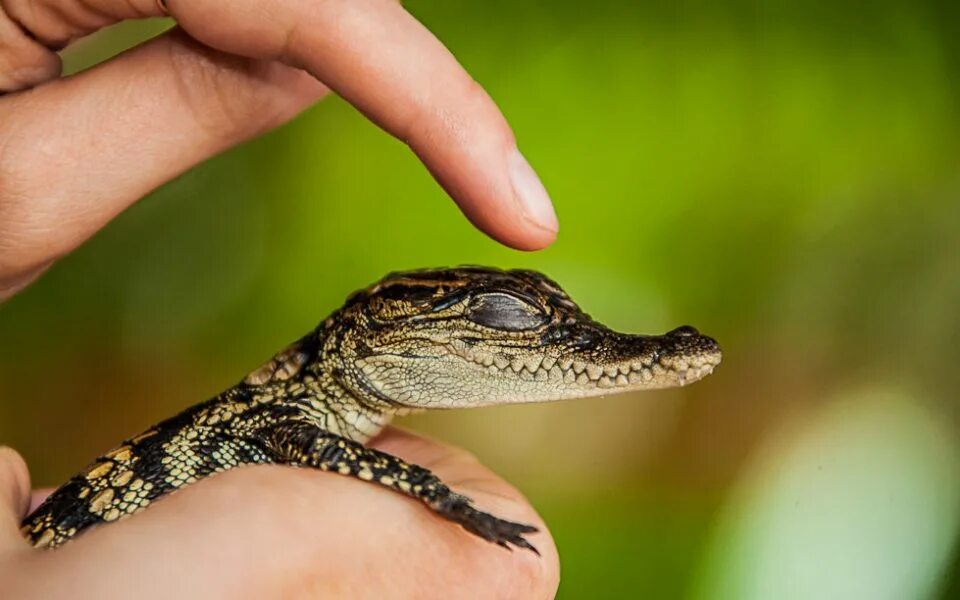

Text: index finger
xmin=170 ymin=0 xmax=559 ymax=250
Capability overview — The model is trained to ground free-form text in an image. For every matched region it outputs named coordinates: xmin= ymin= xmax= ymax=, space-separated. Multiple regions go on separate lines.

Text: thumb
xmin=0 ymin=446 xmax=31 ymax=554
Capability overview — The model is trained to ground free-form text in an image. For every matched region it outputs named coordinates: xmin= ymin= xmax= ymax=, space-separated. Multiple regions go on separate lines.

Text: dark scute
xmin=431 ymin=291 xmax=469 ymax=312
xmin=378 ymin=283 xmax=438 ymax=302
xmin=666 ymin=325 xmax=700 ymax=337
xmin=466 ymin=293 xmax=547 ymax=331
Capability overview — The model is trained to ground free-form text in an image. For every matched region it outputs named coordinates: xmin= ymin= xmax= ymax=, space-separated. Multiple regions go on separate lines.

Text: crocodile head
xmin=332 ymin=267 xmax=721 ymax=410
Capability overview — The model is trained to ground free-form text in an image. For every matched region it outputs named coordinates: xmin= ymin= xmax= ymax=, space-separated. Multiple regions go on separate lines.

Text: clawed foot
xmin=435 ymin=493 xmax=539 ymax=554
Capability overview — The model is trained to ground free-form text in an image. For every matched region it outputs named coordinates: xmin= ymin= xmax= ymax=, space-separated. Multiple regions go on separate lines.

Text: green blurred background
xmin=2 ymin=1 xmax=960 ymax=597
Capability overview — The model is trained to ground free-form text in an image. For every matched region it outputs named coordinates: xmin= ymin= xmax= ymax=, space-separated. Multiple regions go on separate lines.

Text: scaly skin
xmin=21 ymin=267 xmax=721 ymax=552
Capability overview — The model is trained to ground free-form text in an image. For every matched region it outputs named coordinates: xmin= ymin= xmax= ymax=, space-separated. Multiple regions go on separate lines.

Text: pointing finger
xmin=170 ymin=0 xmax=558 ymax=249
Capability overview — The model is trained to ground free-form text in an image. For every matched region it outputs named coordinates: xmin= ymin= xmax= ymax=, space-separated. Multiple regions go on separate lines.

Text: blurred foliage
xmin=2 ymin=1 xmax=960 ymax=597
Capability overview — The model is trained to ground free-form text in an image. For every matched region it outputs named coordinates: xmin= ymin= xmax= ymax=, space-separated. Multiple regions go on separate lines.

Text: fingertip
xmin=444 ymin=147 xmax=559 ymax=251
xmin=0 ymin=446 xmax=31 ymax=519
xmin=507 ymin=148 xmax=558 ymax=235
xmin=459 ymin=206 xmax=558 ymax=252
xmin=500 ymin=224 xmax=559 ymax=252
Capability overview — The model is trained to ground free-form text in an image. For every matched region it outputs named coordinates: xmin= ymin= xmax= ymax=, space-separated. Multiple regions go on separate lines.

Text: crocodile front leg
xmin=22 ymin=423 xmax=275 ymax=549
xmin=259 ymin=421 xmax=539 ymax=553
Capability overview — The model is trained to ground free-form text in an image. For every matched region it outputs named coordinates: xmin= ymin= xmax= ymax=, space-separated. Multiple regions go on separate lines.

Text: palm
xmin=0 ymin=429 xmax=558 ymax=598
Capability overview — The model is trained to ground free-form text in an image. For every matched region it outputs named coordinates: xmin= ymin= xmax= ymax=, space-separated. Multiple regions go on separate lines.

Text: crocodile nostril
xmin=667 ymin=325 xmax=700 ymax=337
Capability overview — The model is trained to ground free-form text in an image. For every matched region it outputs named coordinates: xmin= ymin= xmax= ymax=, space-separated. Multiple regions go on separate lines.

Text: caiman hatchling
xmin=22 ymin=267 xmax=721 ymax=553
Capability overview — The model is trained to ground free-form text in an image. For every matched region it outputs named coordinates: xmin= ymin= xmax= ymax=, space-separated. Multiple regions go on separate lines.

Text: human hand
xmin=0 ymin=4 xmax=560 ymax=592
xmin=0 ymin=428 xmax=560 ymax=598
xmin=0 ymin=0 xmax=559 ymax=300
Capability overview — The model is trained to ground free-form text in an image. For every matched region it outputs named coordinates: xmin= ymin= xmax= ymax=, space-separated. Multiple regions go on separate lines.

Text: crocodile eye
xmin=466 ymin=293 xmax=547 ymax=331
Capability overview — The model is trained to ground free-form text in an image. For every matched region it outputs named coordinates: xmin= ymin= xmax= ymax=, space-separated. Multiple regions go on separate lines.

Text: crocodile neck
xmin=237 ymin=327 xmax=393 ymax=444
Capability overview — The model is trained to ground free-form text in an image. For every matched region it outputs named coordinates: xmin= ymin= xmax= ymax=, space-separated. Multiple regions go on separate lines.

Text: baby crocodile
xmin=22 ymin=267 xmax=721 ymax=552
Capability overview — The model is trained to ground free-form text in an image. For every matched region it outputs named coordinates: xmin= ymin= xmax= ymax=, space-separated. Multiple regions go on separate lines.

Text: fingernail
xmin=508 ymin=149 xmax=558 ymax=233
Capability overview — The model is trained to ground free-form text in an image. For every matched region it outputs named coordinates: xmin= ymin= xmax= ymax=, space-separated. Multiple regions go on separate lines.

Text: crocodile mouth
xmin=453 ymin=343 xmax=720 ymax=389
xmin=447 ymin=325 xmax=722 ymax=395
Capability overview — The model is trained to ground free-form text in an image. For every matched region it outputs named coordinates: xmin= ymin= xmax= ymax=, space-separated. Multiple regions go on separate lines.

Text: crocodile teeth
xmin=604 ymin=365 xmax=619 ymax=378
xmin=534 ymin=369 xmax=548 ymax=382
xmin=524 ymin=357 xmax=542 ymax=373
xmin=619 ymin=365 xmax=632 ymax=376
xmin=586 ymin=364 xmax=603 ymax=381
xmin=598 ymin=376 xmax=615 ymax=388
xmin=558 ymin=357 xmax=574 ymax=370
xmin=549 ymin=366 xmax=563 ymax=381
xmin=564 ymin=369 xmax=577 ymax=383
xmin=616 ymin=374 xmax=629 ymax=386
xmin=641 ymin=369 xmax=653 ymax=382
xmin=628 ymin=371 xmax=642 ymax=384
xmin=542 ymin=356 xmax=557 ymax=370
xmin=494 ymin=356 xmax=510 ymax=370
xmin=576 ymin=373 xmax=590 ymax=385
xmin=572 ymin=361 xmax=586 ymax=374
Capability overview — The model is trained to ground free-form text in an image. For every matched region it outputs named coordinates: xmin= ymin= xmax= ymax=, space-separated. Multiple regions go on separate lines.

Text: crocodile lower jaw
xmin=449 ymin=344 xmax=720 ymax=390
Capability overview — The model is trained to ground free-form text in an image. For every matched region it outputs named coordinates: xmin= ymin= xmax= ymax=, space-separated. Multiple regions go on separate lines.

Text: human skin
xmin=0 ymin=430 xmax=560 ymax=598
xmin=0 ymin=0 xmax=559 ymax=299
xmin=0 ymin=0 xmax=561 ymax=595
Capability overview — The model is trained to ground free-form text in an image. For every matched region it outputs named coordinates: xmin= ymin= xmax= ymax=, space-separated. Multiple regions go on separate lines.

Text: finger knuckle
xmin=0 ymin=4 xmax=61 ymax=91
xmin=2 ymin=0 xmax=68 ymax=48
xmin=2 ymin=0 xmax=154 ymax=49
